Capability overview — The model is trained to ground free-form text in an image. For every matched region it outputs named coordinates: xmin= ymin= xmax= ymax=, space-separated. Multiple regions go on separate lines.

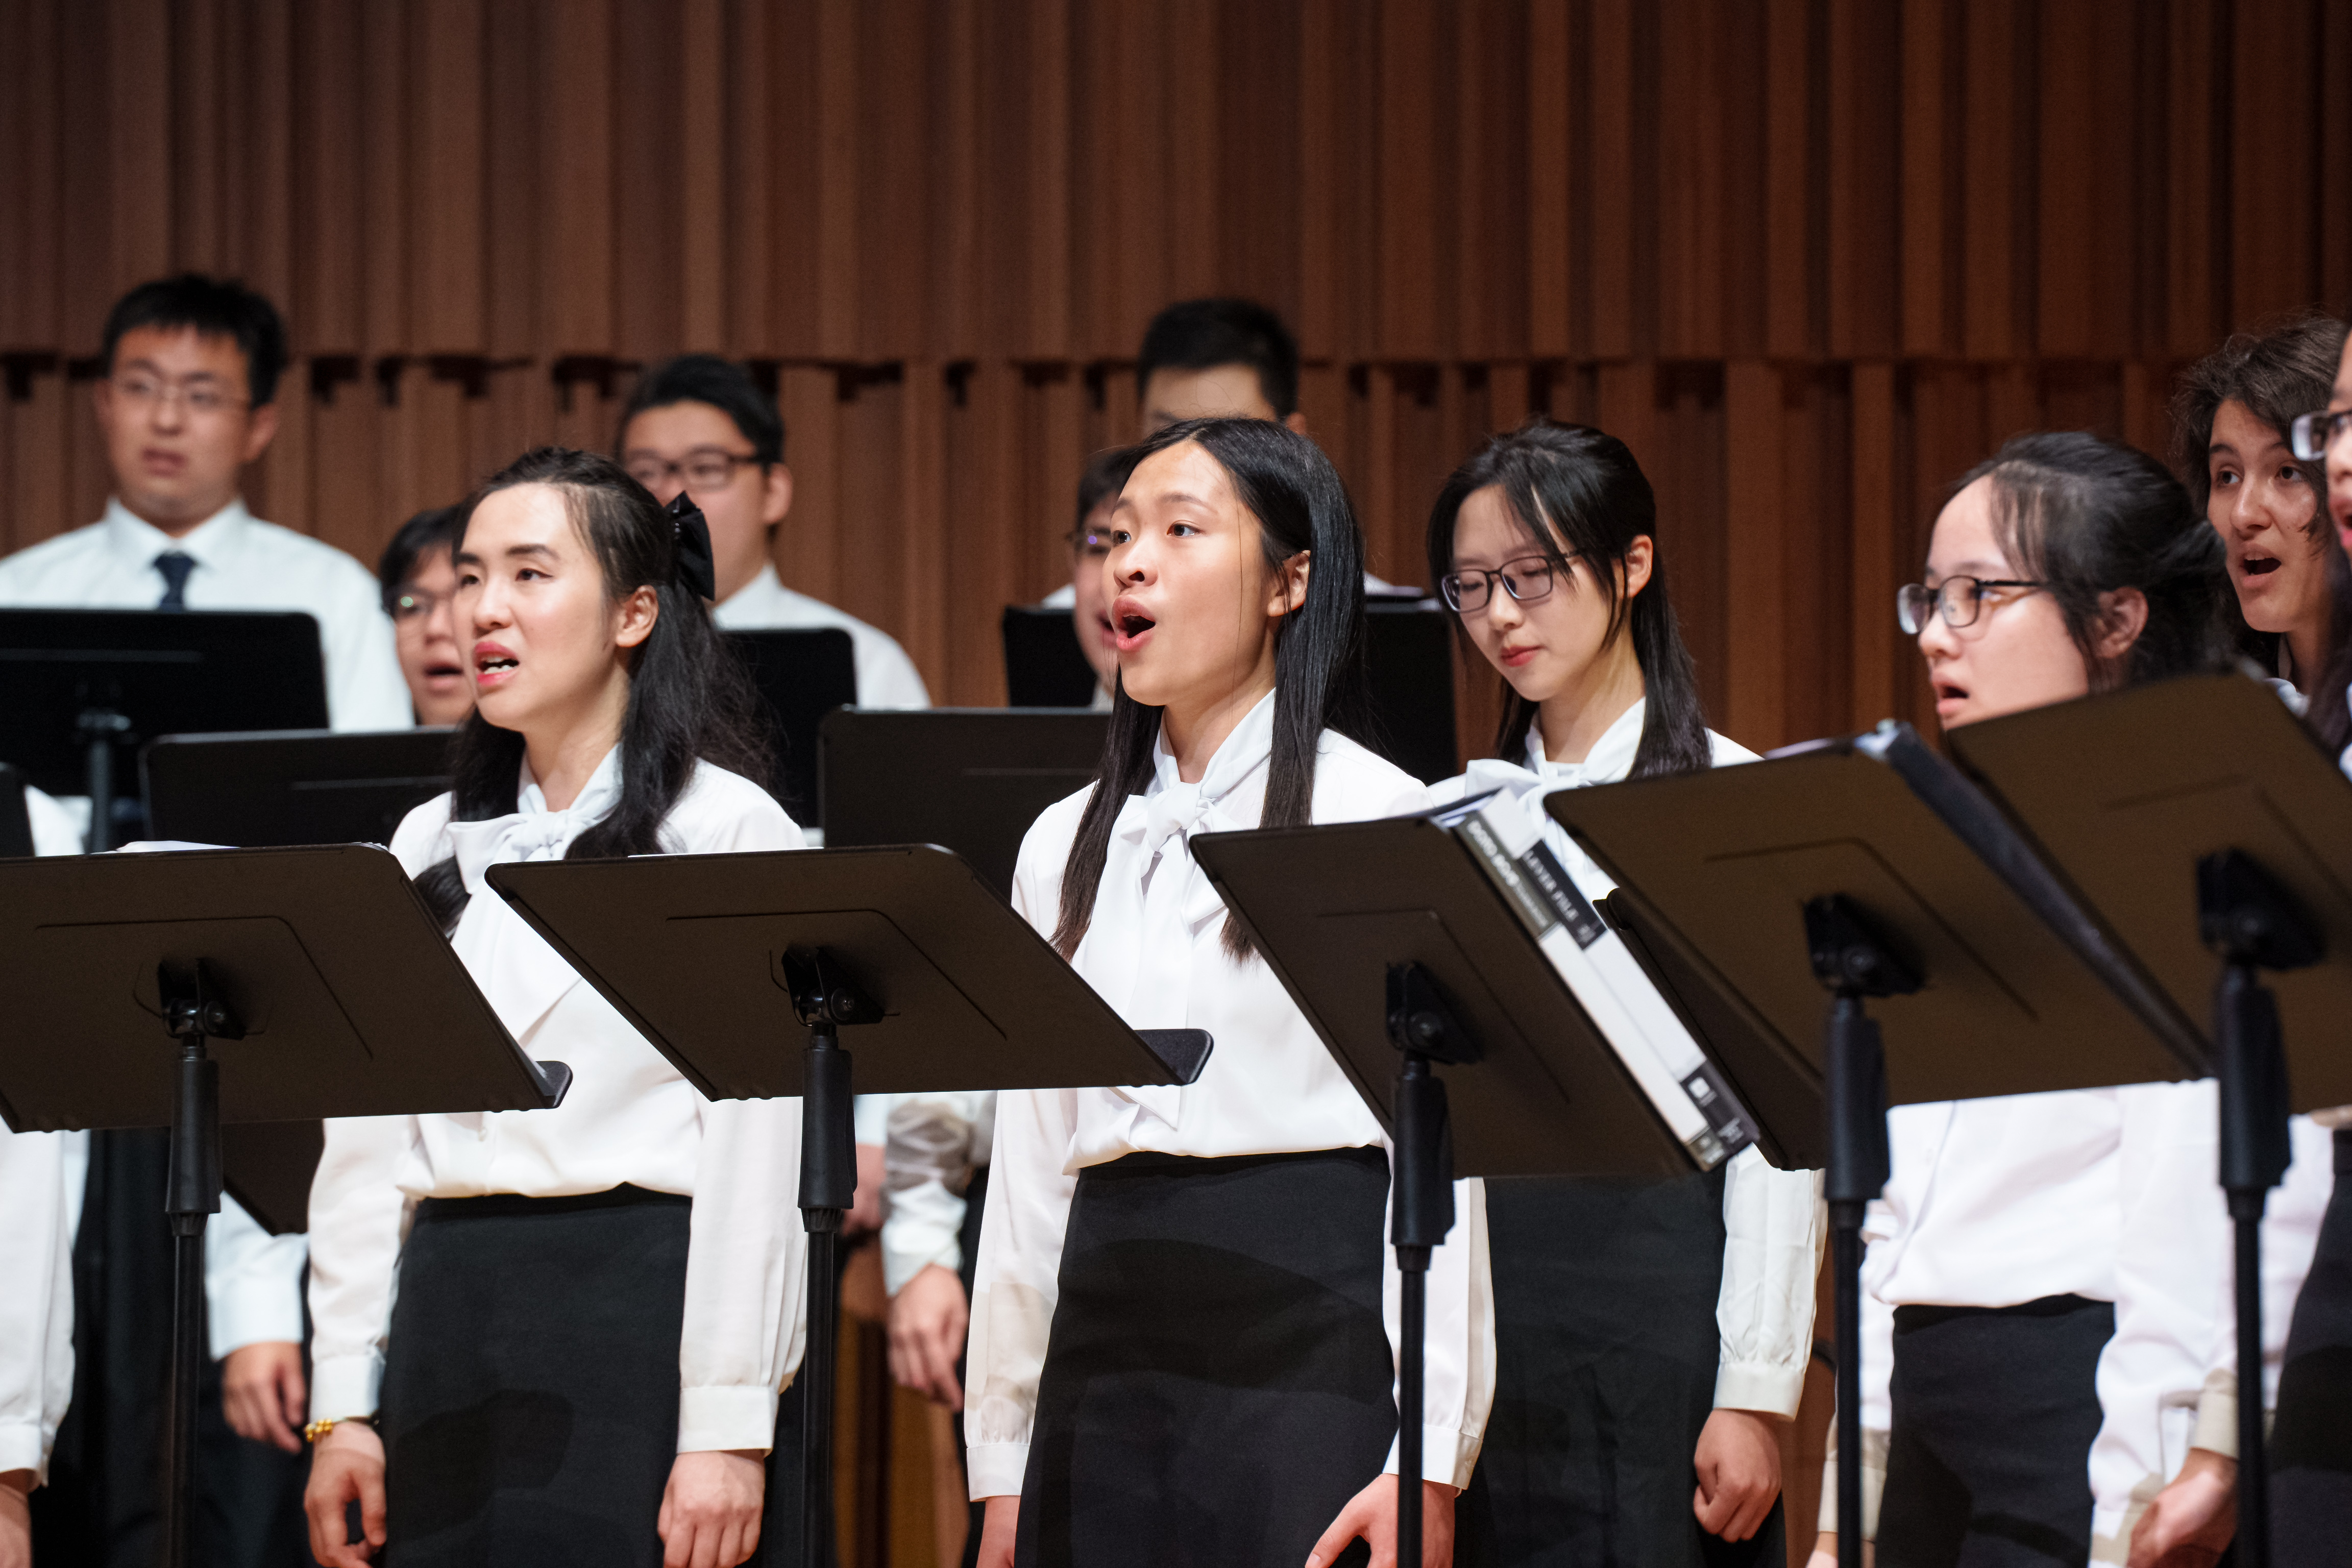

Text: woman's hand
xmin=1807 ymin=1531 xmax=1875 ymax=1567
xmin=972 ymin=1494 xmax=1019 ymax=1568
xmin=1693 ymin=1407 xmax=1783 ymax=1541
xmin=657 ymin=1450 xmax=766 ymax=1568
xmin=304 ymin=1419 xmax=387 ymax=1566
xmin=221 ymin=1341 xmax=308 ymax=1453
xmin=2126 ymin=1448 xmax=2236 ymax=1568
xmin=1306 ymin=1474 xmax=1459 ymax=1568
xmin=887 ymin=1263 xmax=970 ymax=1409
xmin=1 ymin=1469 xmax=34 ymax=1568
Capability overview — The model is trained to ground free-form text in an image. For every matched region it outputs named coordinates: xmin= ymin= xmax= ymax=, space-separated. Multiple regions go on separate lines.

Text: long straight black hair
xmin=1050 ymin=417 xmax=1369 ymax=962
xmin=1425 ymin=417 xmax=1714 ymax=777
xmin=413 ymin=447 xmax=771 ymax=930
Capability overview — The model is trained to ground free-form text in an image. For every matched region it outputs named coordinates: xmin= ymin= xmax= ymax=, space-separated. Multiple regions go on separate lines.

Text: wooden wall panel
xmin=1 ymin=0 xmax=2343 ymax=775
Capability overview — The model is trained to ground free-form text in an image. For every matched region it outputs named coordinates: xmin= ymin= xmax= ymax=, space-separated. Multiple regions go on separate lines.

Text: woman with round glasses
xmin=1815 ymin=432 xmax=2250 ymax=1568
xmin=1425 ymin=418 xmax=1825 ymax=1568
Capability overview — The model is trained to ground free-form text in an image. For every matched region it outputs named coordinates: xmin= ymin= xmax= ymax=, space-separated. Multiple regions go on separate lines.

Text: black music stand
xmin=819 ymin=708 xmax=1111 ymax=895
xmin=0 ymin=608 xmax=330 ymax=850
xmin=0 ymin=844 xmax=571 ymax=1568
xmin=725 ymin=627 xmax=860 ymax=823
xmin=1000 ymin=605 xmax=1101 ymax=707
xmin=485 ymin=844 xmax=1212 ymax=1566
xmin=1949 ymin=672 xmax=2352 ymax=1568
xmin=139 ymin=726 xmax=464 ymax=1230
xmin=1545 ymin=721 xmax=2209 ymax=1568
xmin=1196 ymin=814 xmax=1791 ymax=1564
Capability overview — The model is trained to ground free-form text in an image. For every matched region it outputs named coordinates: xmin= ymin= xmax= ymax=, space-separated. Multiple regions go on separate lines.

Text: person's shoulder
xmin=1311 ymin=729 xmax=1436 ymax=821
xmin=0 ymin=520 xmax=109 ymax=584
xmin=239 ymin=517 xmax=381 ymax=588
xmin=388 ymin=792 xmax=456 ymax=874
xmin=1021 ymin=780 xmax=1096 ymax=857
xmin=674 ymin=759 xmax=803 ymax=849
xmin=1705 ymin=729 xmax=1761 ymax=767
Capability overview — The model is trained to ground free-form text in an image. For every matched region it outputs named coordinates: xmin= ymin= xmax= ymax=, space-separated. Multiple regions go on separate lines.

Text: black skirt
xmin=1876 ymin=1294 xmax=2114 ymax=1568
xmin=1458 ymin=1166 xmax=1783 ymax=1568
xmin=380 ymin=1185 xmax=817 ymax=1568
xmin=2274 ymin=1126 xmax=2352 ymax=1567
xmin=1014 ymin=1146 xmax=1398 ymax=1568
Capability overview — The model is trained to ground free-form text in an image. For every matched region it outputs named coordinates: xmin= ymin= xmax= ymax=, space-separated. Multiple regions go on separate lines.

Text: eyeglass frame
xmin=1066 ymin=526 xmax=1115 ymax=558
xmin=392 ymin=586 xmax=452 ymax=621
xmin=1896 ymin=576 xmax=2048 ymax=634
xmin=622 ymin=447 xmax=771 ymax=494
xmin=1439 ymin=554 xmax=1566 ymax=614
xmin=106 ymin=372 xmax=251 ymax=417
xmin=2289 ymin=408 xmax=2352 ymax=463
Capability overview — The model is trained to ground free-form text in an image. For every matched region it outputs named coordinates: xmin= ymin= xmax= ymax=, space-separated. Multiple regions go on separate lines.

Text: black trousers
xmin=378 ymin=1185 xmax=826 ymax=1568
xmin=1458 ymin=1166 xmax=1783 ymax=1568
xmin=1014 ymin=1147 xmax=1398 ymax=1568
xmin=1877 ymin=1294 xmax=2114 ymax=1568
xmin=30 ymin=1129 xmax=318 ymax=1568
xmin=2273 ymin=1126 xmax=2352 ymax=1568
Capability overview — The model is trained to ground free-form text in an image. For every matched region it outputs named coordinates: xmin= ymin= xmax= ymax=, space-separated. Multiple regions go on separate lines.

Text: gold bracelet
xmin=304 ymin=1416 xmax=370 ymax=1444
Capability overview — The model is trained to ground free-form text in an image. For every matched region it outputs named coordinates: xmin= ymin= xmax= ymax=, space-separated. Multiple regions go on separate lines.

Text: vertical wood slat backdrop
xmin=4 ymin=0 xmax=2350 ymax=752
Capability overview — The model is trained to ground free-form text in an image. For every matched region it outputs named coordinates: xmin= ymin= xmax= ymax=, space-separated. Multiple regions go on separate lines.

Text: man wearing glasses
xmin=0 ymin=274 xmax=408 ymax=733
xmin=616 ymin=354 xmax=931 ymax=709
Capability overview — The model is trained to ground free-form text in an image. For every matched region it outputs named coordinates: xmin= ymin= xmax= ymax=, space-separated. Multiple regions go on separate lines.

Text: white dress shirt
xmin=0 ymin=1129 xmax=76 ymax=1482
xmin=0 ymin=499 xmax=410 ymax=731
xmin=23 ymin=787 xmax=81 ymax=857
xmin=714 ymin=562 xmax=932 ymax=709
xmin=1428 ymin=702 xmax=1828 ymax=1419
xmin=965 ymin=691 xmax=1496 ymax=1497
xmin=306 ymin=748 xmax=811 ymax=1453
xmin=881 ymin=1089 xmax=996 ymax=1296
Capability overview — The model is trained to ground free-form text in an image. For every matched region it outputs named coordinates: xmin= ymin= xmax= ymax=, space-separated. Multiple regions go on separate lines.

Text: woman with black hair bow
xmin=302 ymin=449 xmax=808 ymax=1568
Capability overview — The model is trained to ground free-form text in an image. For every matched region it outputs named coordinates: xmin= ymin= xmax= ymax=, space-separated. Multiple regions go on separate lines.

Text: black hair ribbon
xmin=665 ymin=491 xmax=718 ymax=601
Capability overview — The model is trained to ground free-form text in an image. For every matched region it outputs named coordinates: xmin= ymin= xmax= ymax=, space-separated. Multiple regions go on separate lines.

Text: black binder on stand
xmin=0 ymin=608 xmax=330 ymax=849
xmin=1542 ymin=722 xmax=2209 ymax=1568
xmin=1193 ymin=805 xmax=1817 ymax=1563
xmin=1948 ymin=672 xmax=2352 ymax=1567
xmin=0 ymin=844 xmax=571 ymax=1568
xmin=725 ymin=627 xmax=860 ymax=823
xmin=485 ymin=844 xmax=1211 ymax=1567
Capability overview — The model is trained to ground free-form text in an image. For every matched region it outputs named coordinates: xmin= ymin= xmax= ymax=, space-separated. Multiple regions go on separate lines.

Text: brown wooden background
xmin=4 ymin=0 xmax=2347 ymax=1559
xmin=5 ymin=0 xmax=2351 ymax=752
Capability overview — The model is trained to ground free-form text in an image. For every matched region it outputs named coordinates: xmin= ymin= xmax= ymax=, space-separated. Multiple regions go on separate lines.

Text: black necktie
xmin=154 ymin=551 xmax=196 ymax=611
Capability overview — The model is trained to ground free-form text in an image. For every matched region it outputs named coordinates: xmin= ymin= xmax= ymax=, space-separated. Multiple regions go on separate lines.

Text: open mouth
xmin=1932 ymin=677 xmax=1968 ymax=706
xmin=1110 ymin=597 xmax=1157 ymax=653
xmin=425 ymin=661 xmax=468 ymax=683
xmin=2242 ymin=554 xmax=2281 ymax=577
xmin=474 ymin=644 xmax=519 ymax=683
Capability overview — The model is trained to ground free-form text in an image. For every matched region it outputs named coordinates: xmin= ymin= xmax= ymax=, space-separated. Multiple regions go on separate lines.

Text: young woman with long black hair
xmin=301 ymin=448 xmax=809 ymax=1568
xmin=1423 ymin=418 xmax=1823 ymax=1568
xmin=965 ymin=418 xmax=1491 ymax=1568
xmin=1808 ymin=433 xmax=2243 ymax=1568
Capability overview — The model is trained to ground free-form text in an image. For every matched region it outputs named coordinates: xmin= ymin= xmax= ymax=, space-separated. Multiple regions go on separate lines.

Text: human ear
xmin=761 ymin=463 xmax=794 ymax=528
xmin=240 ymin=401 xmax=282 ymax=463
xmin=614 ymin=585 xmax=662 ymax=650
xmin=1266 ymin=550 xmax=1311 ymax=618
xmin=1622 ymin=535 xmax=1655 ymax=598
xmin=2093 ymin=586 xmax=2148 ymax=663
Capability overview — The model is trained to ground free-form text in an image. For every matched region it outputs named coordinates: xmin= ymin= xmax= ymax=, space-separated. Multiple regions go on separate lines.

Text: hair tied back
xmin=665 ymin=492 xmax=718 ymax=601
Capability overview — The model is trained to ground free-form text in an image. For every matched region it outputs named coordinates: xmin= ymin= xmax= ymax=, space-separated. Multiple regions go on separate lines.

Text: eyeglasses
xmin=109 ymin=374 xmax=248 ymax=416
xmin=623 ymin=449 xmax=766 ymax=494
xmin=1897 ymin=577 xmax=2047 ymax=633
xmin=2289 ymin=409 xmax=2352 ymax=462
xmin=1440 ymin=555 xmax=1562 ymax=614
xmin=393 ymin=587 xmax=449 ymax=621
xmin=1066 ymin=527 xmax=1114 ymax=559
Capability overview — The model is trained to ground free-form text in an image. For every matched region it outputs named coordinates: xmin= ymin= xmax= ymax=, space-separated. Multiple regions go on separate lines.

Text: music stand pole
xmin=2198 ymin=851 xmax=2316 ymax=1568
xmin=1806 ymin=897 xmax=1917 ymax=1568
xmin=79 ymin=706 xmax=130 ymax=851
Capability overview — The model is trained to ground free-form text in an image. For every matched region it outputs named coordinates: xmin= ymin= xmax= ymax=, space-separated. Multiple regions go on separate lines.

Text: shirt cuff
xmin=883 ymin=1233 xmax=963 ymax=1298
xmin=1817 ymin=1429 xmax=1889 ymax=1539
xmin=206 ymin=1272 xmax=308 ymax=1360
xmin=0 ymin=1419 xmax=49 ymax=1486
xmin=676 ymin=1384 xmax=782 ymax=1455
xmin=2191 ymin=1369 xmax=2238 ymax=1459
xmin=1713 ymin=1359 xmax=1807 ymax=1420
xmin=308 ymin=1353 xmax=383 ymax=1424
xmin=1382 ymin=1422 xmax=1483 ymax=1491
xmin=966 ymin=1440 xmax=1031 ymax=1500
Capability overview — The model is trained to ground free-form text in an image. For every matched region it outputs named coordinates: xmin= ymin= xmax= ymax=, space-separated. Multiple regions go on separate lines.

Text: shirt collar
xmin=1524 ymin=697 xmax=1647 ymax=789
xmin=103 ymin=496 xmax=253 ymax=572
xmin=1145 ymin=687 xmax=1279 ymax=805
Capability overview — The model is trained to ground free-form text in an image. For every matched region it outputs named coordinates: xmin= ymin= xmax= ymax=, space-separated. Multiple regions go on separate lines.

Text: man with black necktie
xmin=0 ymin=274 xmax=406 ymax=732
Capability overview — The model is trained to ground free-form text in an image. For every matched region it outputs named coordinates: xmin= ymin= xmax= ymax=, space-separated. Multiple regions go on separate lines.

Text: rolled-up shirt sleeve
xmin=204 ymin=1193 xmax=309 ymax=1358
xmin=882 ymin=1091 xmax=987 ymax=1297
xmin=676 ymin=1093 xmax=807 ymax=1453
xmin=1716 ymin=1148 xmax=1826 ymax=1418
xmin=0 ymin=1128 xmax=77 ymax=1482
xmin=306 ymin=1114 xmax=422 ymax=1423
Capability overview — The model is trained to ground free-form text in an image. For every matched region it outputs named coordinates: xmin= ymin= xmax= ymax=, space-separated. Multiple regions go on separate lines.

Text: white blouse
xmin=1428 ymin=701 xmax=1828 ymax=1419
xmin=965 ymin=692 xmax=1496 ymax=1497
xmin=0 ymin=1128 xmax=76 ymax=1482
xmin=306 ymin=748 xmax=811 ymax=1454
